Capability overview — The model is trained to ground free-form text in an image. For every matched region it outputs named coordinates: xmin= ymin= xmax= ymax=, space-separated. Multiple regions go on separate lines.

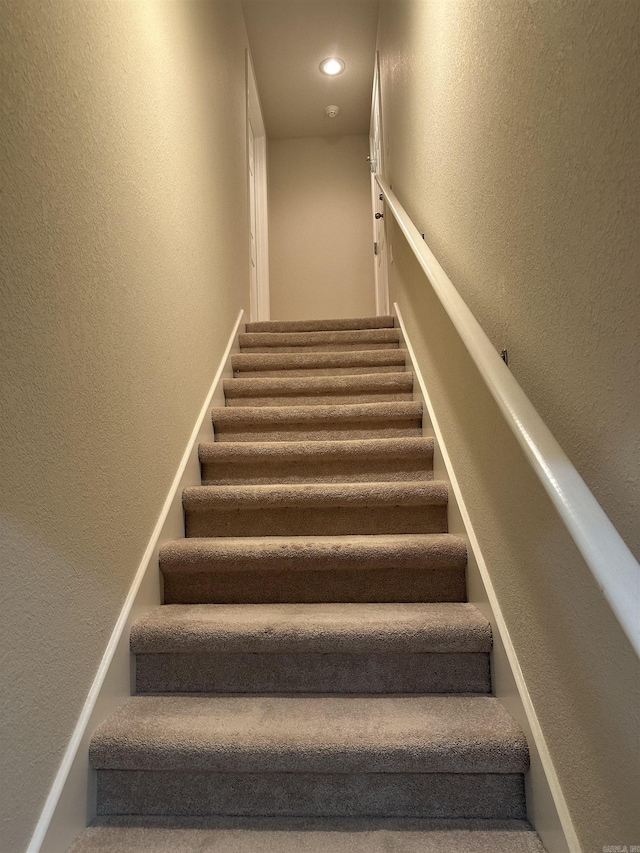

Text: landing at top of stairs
xmin=245 ymin=315 xmax=395 ymax=333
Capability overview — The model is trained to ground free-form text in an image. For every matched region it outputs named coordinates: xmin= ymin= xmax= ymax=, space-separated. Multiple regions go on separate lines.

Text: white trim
xmin=254 ymin=133 xmax=270 ymax=321
xmin=395 ymin=303 xmax=581 ymax=853
xmin=247 ymin=115 xmax=259 ymax=323
xmin=379 ymin=177 xmax=640 ymax=656
xmin=29 ymin=309 xmax=245 ymax=853
xmin=370 ymin=53 xmax=389 ymax=316
xmin=246 ymin=49 xmax=270 ymax=322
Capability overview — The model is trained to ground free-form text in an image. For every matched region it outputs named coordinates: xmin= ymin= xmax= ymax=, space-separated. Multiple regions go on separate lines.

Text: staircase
xmin=71 ymin=316 xmax=544 ymax=851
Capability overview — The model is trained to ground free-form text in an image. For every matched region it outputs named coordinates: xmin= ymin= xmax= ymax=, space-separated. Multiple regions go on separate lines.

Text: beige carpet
xmin=72 ymin=316 xmax=544 ymax=851
xmin=208 ymin=400 xmax=425 ymax=443
xmin=231 ymin=348 xmax=408 ymax=377
xmin=70 ymin=817 xmax=545 ymax=852
xmin=198 ymin=437 xmax=434 ymax=485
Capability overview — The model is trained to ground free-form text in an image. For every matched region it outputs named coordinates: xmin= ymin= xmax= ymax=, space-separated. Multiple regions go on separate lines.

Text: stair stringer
xmin=393 ymin=303 xmax=579 ymax=853
xmin=28 ymin=310 xmax=245 ymax=853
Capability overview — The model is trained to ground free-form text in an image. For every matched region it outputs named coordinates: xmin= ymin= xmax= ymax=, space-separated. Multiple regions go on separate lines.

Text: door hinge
xmin=374 ymin=241 xmax=378 ymax=255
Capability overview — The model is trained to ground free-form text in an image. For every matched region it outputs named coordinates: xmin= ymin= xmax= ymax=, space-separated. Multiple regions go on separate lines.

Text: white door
xmin=248 ymin=117 xmax=259 ymax=321
xmin=370 ymin=54 xmax=389 ymax=316
xmin=246 ymin=49 xmax=270 ymax=321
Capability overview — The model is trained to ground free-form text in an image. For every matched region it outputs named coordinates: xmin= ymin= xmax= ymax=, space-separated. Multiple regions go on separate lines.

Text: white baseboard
xmin=394 ymin=303 xmax=580 ymax=853
xmin=28 ymin=309 xmax=245 ymax=853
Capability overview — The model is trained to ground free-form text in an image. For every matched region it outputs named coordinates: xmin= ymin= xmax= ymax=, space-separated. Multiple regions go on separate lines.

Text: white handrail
xmin=376 ymin=174 xmax=640 ymax=656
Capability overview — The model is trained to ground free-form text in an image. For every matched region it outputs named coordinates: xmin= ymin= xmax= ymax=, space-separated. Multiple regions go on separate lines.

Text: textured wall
xmin=390 ymin=232 xmax=639 ymax=853
xmin=0 ymin=2 xmax=249 ymax=850
xmin=377 ymin=1 xmax=640 ymax=850
xmin=378 ymin=0 xmax=639 ymax=561
xmin=268 ymin=135 xmax=376 ymax=320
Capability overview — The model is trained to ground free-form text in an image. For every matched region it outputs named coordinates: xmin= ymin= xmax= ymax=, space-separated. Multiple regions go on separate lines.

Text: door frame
xmin=370 ymin=51 xmax=389 ymax=316
xmin=246 ymin=50 xmax=270 ymax=322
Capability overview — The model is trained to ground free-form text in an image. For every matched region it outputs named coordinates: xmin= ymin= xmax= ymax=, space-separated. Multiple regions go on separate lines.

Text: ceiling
xmin=242 ymin=0 xmax=380 ymax=140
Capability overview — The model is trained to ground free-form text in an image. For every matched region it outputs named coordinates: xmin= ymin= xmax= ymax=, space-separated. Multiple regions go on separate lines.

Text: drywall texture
xmin=0 ymin=2 xmax=249 ymax=850
xmin=389 ymin=231 xmax=640 ymax=853
xmin=268 ymin=135 xmax=376 ymax=320
xmin=377 ymin=2 xmax=640 ymax=849
xmin=378 ymin=0 xmax=640 ymax=563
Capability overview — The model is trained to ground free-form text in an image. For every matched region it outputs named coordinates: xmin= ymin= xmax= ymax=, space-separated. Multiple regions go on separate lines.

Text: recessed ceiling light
xmin=320 ymin=57 xmax=345 ymax=76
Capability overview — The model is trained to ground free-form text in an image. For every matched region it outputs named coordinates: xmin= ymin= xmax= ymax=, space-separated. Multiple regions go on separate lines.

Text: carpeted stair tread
xmin=223 ymin=372 xmax=413 ymax=407
xmin=131 ymin=602 xmax=491 ymax=655
xmin=198 ymin=437 xmax=434 ymax=485
xmin=211 ymin=401 xmax=423 ymax=442
xmin=183 ymin=481 xmax=448 ymax=510
xmin=70 ymin=816 xmax=545 ymax=853
xmin=239 ymin=328 xmax=401 ymax=353
xmin=199 ymin=436 xmax=432 ymax=463
xmin=212 ymin=401 xmax=422 ymax=424
xmin=245 ymin=315 xmax=395 ymax=333
xmin=89 ymin=695 xmax=528 ymax=774
xmin=132 ymin=603 xmax=492 ymax=694
xmin=182 ymin=481 xmax=448 ymax=537
xmin=232 ymin=349 xmax=407 ymax=378
xmin=160 ymin=533 xmax=466 ymax=574
xmin=160 ymin=533 xmax=466 ymax=604
xmin=224 ymin=373 xmax=413 ymax=398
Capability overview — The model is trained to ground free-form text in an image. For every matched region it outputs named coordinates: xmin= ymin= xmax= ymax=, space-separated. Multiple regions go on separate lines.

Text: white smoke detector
xmin=325 ymin=105 xmax=340 ymax=119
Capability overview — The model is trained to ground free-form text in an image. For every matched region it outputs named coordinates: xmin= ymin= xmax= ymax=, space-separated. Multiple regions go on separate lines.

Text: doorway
xmin=246 ymin=50 xmax=270 ymax=322
xmin=370 ymin=52 xmax=389 ymax=316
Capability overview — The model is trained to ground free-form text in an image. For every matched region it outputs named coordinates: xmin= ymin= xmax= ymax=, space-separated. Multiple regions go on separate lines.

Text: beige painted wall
xmin=0 ymin=2 xmax=250 ymax=850
xmin=378 ymin=1 xmax=640 ymax=850
xmin=268 ymin=135 xmax=376 ymax=320
xmin=377 ymin=0 xmax=640 ymax=563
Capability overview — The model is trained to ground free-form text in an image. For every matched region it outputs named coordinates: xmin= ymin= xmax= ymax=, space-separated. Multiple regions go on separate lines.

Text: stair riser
xmin=212 ymin=422 xmax=423 ymax=443
xmin=97 ymin=771 xmax=525 ymax=819
xmin=234 ymin=366 xmax=405 ymax=378
xmin=232 ymin=349 xmax=407 ymax=375
xmin=135 ymin=652 xmax=490 ymax=694
xmin=223 ymin=375 xmax=414 ymax=405
xmin=184 ymin=505 xmax=448 ymax=538
xmin=200 ymin=460 xmax=433 ymax=486
xmin=239 ymin=332 xmax=401 ymax=351
xmin=240 ymin=343 xmax=400 ymax=353
xmin=70 ymin=818 xmax=546 ymax=852
xmin=162 ymin=567 xmax=467 ymax=605
xmin=225 ymin=393 xmax=414 ymax=408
